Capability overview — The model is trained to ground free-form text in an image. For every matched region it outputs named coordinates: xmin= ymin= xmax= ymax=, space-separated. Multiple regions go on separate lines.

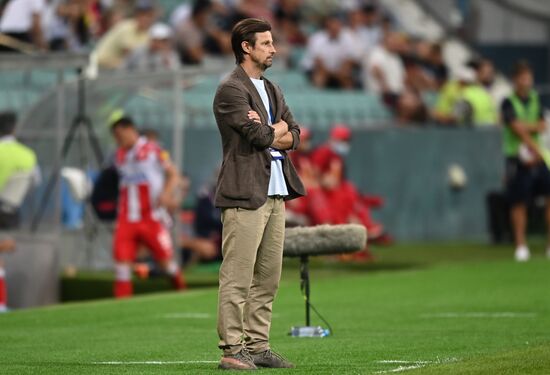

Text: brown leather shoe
xmin=250 ymin=349 xmax=295 ymax=368
xmin=219 ymin=348 xmax=257 ymax=370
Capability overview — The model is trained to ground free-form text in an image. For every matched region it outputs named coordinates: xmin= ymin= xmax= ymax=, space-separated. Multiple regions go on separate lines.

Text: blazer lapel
xmin=264 ymin=79 xmax=281 ymax=123
xmin=235 ymin=65 xmax=270 ymax=124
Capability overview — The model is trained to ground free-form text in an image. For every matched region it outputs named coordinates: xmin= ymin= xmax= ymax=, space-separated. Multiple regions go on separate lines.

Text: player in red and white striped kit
xmin=110 ymin=117 xmax=185 ymax=298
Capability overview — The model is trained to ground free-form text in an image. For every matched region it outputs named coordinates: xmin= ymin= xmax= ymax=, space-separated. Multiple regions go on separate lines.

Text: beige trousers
xmin=217 ymin=197 xmax=285 ymax=355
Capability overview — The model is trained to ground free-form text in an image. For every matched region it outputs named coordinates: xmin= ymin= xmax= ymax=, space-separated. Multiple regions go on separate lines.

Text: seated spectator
xmin=395 ymin=86 xmax=429 ymax=124
xmin=348 ymin=3 xmax=382 ymax=60
xmin=308 ymin=125 xmax=392 ymax=258
xmin=235 ymin=0 xmax=275 ymax=24
xmin=419 ymin=41 xmax=448 ymax=89
xmin=42 ymin=0 xmax=98 ymax=51
xmin=94 ymin=0 xmax=156 ymax=69
xmin=0 ymin=0 xmax=46 ymax=52
xmin=0 ymin=111 xmax=39 ymax=313
xmin=457 ymin=60 xmax=498 ymax=126
xmin=124 ymin=23 xmax=180 ymax=71
xmin=363 ymin=31 xmax=406 ymax=96
xmin=180 ymin=178 xmax=222 ymax=265
xmin=432 ymin=66 xmax=475 ymax=125
xmin=301 ymin=14 xmax=358 ymax=89
xmin=286 ymin=127 xmax=332 ymax=226
xmin=173 ymin=0 xmax=231 ymax=65
xmin=274 ymin=0 xmax=307 ymax=47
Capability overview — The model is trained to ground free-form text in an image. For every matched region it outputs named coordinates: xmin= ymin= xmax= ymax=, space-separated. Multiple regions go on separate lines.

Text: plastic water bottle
xmin=289 ymin=326 xmax=330 ymax=337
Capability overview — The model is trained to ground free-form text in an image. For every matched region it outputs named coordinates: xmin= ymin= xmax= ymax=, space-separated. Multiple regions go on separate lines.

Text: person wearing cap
xmin=501 ymin=60 xmax=550 ymax=262
xmin=94 ymin=0 xmax=156 ymax=69
xmin=124 ymin=23 xmax=180 ymax=71
xmin=432 ymin=66 xmax=475 ymax=124
xmin=310 ymin=124 xmax=387 ymax=252
xmin=456 ymin=59 xmax=498 ymax=126
xmin=286 ymin=128 xmax=332 ymax=226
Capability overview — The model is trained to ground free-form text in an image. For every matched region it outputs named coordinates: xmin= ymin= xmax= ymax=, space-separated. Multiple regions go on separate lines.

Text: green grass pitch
xmin=1 ymin=242 xmax=550 ymax=374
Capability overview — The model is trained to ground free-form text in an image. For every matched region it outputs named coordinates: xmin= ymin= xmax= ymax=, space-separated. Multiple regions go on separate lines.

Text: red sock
xmin=0 ymin=268 xmax=7 ymax=311
xmin=114 ymin=280 xmax=133 ymax=298
xmin=171 ymin=271 xmax=187 ymax=290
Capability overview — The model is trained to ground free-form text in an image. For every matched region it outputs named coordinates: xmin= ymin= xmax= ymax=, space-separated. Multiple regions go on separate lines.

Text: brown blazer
xmin=213 ymin=65 xmax=306 ymax=209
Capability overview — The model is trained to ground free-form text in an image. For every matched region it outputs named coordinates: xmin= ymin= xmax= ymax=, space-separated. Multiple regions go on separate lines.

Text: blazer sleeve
xmin=214 ymin=83 xmax=275 ymax=150
xmin=279 ymin=91 xmax=301 ymax=151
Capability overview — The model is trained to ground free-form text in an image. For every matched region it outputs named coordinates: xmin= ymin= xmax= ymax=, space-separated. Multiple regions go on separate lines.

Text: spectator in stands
xmin=94 ymin=0 xmax=156 ymax=69
xmin=124 ymin=23 xmax=180 ymax=71
xmin=301 ymin=14 xmax=358 ymax=89
xmin=363 ymin=31 xmax=406 ymax=96
xmin=0 ymin=0 xmax=46 ymax=52
xmin=0 ymin=111 xmax=39 ymax=313
xmin=456 ymin=60 xmax=498 ymax=126
xmin=395 ymin=86 xmax=429 ymax=124
xmin=274 ymin=0 xmax=307 ymax=47
xmin=42 ymin=0 xmax=97 ymax=51
xmin=501 ymin=61 xmax=550 ymax=262
xmin=173 ymin=0 xmax=231 ymax=65
xmin=412 ymin=40 xmax=448 ymax=90
xmin=432 ymin=66 xmax=475 ymax=125
xmin=348 ymin=3 xmax=382 ymax=61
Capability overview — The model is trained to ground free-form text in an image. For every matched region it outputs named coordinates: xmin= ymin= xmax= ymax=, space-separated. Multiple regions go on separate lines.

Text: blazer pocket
xmin=218 ymin=156 xmax=254 ymax=200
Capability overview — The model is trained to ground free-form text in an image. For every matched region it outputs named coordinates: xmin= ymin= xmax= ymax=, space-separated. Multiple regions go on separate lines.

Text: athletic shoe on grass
xmin=514 ymin=245 xmax=530 ymax=262
xmin=250 ymin=349 xmax=295 ymax=368
xmin=219 ymin=348 xmax=257 ymax=370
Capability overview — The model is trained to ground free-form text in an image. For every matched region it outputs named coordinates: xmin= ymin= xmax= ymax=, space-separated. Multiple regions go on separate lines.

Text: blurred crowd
xmin=0 ymin=0 xmax=506 ymax=126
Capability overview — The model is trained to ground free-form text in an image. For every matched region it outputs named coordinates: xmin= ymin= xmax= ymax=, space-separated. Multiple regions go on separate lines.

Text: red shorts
xmin=113 ymin=219 xmax=173 ymax=262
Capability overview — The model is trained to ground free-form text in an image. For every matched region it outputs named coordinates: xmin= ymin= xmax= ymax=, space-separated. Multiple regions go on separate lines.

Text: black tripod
xmin=31 ymin=68 xmax=104 ymax=231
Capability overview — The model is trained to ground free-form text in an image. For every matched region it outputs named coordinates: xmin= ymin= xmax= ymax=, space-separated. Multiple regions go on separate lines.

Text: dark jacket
xmin=213 ymin=65 xmax=305 ymax=209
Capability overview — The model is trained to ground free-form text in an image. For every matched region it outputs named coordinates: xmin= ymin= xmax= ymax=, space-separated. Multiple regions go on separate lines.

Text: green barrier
xmin=177 ymin=126 xmax=503 ymax=242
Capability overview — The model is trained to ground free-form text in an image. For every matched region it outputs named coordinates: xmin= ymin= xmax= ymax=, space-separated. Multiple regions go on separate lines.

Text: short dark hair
xmin=110 ymin=117 xmax=135 ymax=132
xmin=512 ymin=60 xmax=532 ymax=78
xmin=0 ymin=111 xmax=17 ymax=137
xmin=231 ymin=18 xmax=272 ymax=64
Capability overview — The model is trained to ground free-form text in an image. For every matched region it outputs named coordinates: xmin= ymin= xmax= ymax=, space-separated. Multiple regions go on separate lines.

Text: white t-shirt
xmin=363 ymin=45 xmax=405 ymax=94
xmin=0 ymin=0 xmax=45 ymax=33
xmin=250 ymin=77 xmax=289 ymax=197
xmin=301 ymin=29 xmax=358 ymax=73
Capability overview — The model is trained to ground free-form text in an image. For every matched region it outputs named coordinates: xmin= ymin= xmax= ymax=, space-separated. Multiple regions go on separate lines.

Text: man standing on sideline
xmin=213 ymin=18 xmax=305 ymax=370
xmin=110 ymin=117 xmax=186 ymax=297
xmin=501 ymin=61 xmax=550 ymax=261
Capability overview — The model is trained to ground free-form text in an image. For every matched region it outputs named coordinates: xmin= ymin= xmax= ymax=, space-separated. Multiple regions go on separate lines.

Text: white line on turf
xmin=161 ymin=312 xmax=212 ymax=319
xmin=421 ymin=312 xmax=537 ymax=318
xmin=375 ymin=358 xmax=458 ymax=373
xmin=375 ymin=364 xmax=425 ymax=373
xmin=92 ymin=360 xmax=218 ymax=365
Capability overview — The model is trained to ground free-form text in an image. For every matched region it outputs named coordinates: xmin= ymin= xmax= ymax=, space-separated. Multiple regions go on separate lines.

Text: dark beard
xmin=252 ymin=55 xmax=272 ymax=72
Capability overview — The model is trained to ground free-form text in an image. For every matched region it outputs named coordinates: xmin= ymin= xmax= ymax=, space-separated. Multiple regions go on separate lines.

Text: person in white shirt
xmin=363 ymin=31 xmax=406 ymax=95
xmin=124 ymin=23 xmax=180 ymax=71
xmin=0 ymin=0 xmax=46 ymax=51
xmin=301 ymin=14 xmax=358 ymax=89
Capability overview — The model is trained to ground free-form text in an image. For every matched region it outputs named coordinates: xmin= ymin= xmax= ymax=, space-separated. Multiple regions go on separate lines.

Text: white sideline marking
xmin=376 ymin=364 xmax=425 ymax=373
xmin=161 ymin=312 xmax=212 ymax=319
xmin=421 ymin=312 xmax=536 ymax=319
xmin=377 ymin=360 xmax=433 ymax=364
xmin=375 ymin=358 xmax=458 ymax=374
xmin=92 ymin=360 xmax=218 ymax=365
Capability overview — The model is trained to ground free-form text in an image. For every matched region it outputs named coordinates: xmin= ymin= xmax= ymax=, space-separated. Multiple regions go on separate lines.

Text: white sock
xmin=115 ymin=264 xmax=131 ymax=281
